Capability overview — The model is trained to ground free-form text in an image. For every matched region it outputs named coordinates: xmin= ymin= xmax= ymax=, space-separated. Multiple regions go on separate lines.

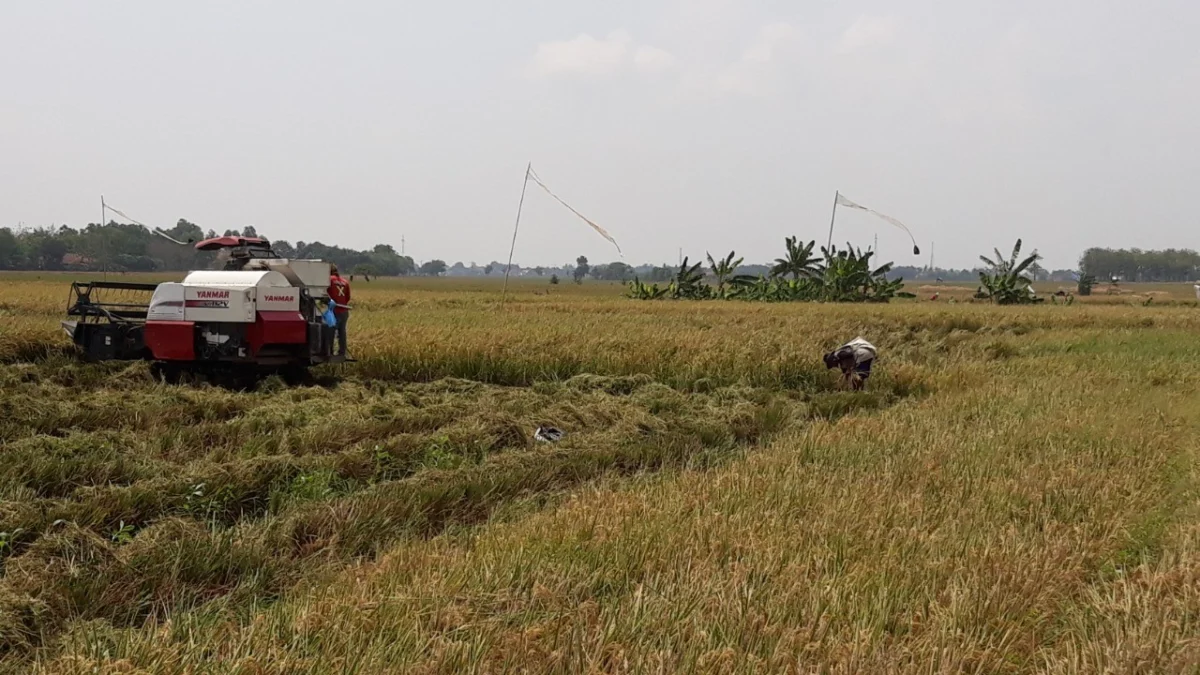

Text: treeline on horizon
xmin=1076 ymin=247 xmax=1200 ymax=282
xmin=0 ymin=220 xmax=418 ymax=277
xmin=2 ymin=221 xmax=1199 ymax=283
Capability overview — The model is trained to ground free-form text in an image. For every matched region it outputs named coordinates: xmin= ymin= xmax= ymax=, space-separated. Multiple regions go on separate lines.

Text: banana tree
xmin=819 ymin=244 xmax=873 ymax=301
xmin=629 ymin=243 xmax=914 ymax=303
xmin=669 ymin=257 xmax=711 ymax=299
xmin=626 ymin=277 xmax=667 ymax=300
xmin=977 ymin=239 xmax=1043 ymax=304
xmin=707 ymin=250 xmax=755 ymax=299
xmin=771 ymin=237 xmax=822 ymax=280
xmin=1076 ymin=271 xmax=1096 ymax=296
xmin=818 ymin=244 xmax=913 ymax=302
xmin=865 ymin=264 xmax=914 ymax=302
xmin=733 ymin=275 xmax=783 ymax=302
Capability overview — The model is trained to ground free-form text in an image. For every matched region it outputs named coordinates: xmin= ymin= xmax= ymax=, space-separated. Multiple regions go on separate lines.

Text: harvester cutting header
xmin=64 ymin=236 xmax=350 ymax=383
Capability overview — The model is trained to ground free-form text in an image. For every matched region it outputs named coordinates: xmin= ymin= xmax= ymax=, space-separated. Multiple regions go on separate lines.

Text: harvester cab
xmin=65 ymin=235 xmax=351 ymax=383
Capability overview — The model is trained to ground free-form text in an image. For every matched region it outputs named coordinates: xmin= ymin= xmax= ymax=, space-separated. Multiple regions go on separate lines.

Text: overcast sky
xmin=2 ymin=1 xmax=1197 ymax=270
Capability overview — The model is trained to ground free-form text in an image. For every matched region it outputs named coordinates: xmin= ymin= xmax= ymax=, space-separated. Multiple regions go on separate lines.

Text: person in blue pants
xmin=823 ymin=337 xmax=876 ymax=390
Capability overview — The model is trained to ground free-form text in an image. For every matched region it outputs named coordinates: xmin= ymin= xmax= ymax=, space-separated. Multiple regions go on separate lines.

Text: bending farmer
xmin=823 ymin=337 xmax=876 ymax=391
xmin=327 ymin=264 xmax=352 ymax=356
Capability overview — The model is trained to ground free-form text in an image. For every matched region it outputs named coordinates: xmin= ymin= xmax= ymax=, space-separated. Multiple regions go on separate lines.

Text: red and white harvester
xmin=64 ymin=236 xmax=348 ymax=383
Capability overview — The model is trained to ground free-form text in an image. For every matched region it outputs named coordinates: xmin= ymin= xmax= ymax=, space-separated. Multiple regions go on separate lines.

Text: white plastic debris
xmin=534 ymin=425 xmax=564 ymax=442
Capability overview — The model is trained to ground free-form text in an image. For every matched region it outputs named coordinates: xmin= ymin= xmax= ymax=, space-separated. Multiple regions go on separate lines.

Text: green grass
xmin=2 ymin=276 xmax=1199 ymax=673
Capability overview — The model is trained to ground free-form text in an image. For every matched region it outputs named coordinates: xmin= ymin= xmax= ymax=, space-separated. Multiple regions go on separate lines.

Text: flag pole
xmin=100 ymin=195 xmax=107 ymax=281
xmin=825 ymin=190 xmax=839 ymax=251
xmin=501 ymin=162 xmax=532 ymax=304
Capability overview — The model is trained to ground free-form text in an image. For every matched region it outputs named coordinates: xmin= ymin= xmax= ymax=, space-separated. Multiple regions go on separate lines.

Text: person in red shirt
xmin=327 ymin=264 xmax=352 ymax=356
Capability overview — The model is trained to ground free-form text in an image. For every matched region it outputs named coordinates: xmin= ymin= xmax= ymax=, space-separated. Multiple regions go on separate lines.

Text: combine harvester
xmin=63 ymin=236 xmax=349 ymax=385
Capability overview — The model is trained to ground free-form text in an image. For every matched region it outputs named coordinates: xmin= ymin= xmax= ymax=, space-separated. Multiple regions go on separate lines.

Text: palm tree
xmin=771 ymin=237 xmax=821 ymax=280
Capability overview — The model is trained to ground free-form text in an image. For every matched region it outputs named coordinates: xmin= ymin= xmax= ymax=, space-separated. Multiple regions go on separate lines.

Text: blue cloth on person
xmin=322 ymin=302 xmax=338 ymax=328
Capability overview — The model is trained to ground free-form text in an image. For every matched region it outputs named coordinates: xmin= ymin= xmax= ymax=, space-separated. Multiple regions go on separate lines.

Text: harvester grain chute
xmin=64 ymin=236 xmax=351 ymax=384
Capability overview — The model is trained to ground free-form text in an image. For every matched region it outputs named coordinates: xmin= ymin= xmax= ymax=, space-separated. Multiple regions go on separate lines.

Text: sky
xmin=2 ymin=1 xmax=1197 ymax=270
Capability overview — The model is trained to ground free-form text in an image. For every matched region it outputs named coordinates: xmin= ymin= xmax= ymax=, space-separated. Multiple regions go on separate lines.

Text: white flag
xmin=527 ymin=166 xmax=623 ymax=256
xmin=836 ymin=193 xmax=920 ymax=255
xmin=103 ymin=203 xmax=148 ymax=228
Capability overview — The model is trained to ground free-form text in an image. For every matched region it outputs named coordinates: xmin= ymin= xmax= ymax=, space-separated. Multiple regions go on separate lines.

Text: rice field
xmin=2 ymin=274 xmax=1199 ymax=673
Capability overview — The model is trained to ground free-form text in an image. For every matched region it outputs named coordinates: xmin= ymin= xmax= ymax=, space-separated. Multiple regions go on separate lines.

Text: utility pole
xmin=401 ymin=234 xmax=405 ymax=256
